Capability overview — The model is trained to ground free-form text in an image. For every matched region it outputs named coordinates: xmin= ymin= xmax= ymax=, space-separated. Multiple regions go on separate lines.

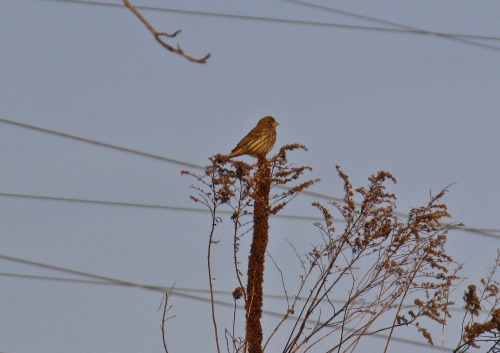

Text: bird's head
xmin=259 ymin=116 xmax=279 ymax=128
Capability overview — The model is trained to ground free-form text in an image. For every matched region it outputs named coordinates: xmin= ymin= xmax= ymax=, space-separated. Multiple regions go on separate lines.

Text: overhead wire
xmin=44 ymin=0 xmax=500 ymax=53
xmin=0 ymin=117 xmax=500 ymax=238
xmin=0 ymin=116 xmax=200 ymax=169
xmin=1 ymin=116 xmax=500 ymax=240
xmin=1 ymin=191 xmax=500 ymax=239
xmin=47 ymin=0 xmax=500 ymax=42
xmin=0 ymin=254 xmax=238 ymax=311
xmin=0 ymin=270 xmax=479 ymax=314
xmin=284 ymin=0 xmax=500 ymax=52
xmin=0 ymin=253 xmax=458 ymax=351
xmin=0 ymin=191 xmax=329 ymax=223
xmin=0 ymin=116 xmax=351 ymax=203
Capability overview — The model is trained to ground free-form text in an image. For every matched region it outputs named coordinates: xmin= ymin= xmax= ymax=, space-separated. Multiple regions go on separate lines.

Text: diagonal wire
xmin=0 ymin=191 xmax=328 ymax=222
xmin=0 ymin=253 xmax=457 ymax=351
xmin=0 ymin=117 xmax=200 ymax=169
xmin=1 ymin=117 xmax=500 ymax=239
xmin=45 ymin=0 xmax=500 ymax=45
xmin=284 ymin=0 xmax=500 ymax=51
xmin=0 ymin=271 xmax=479 ymax=314
xmin=0 ymin=116 xmax=342 ymax=203
xmin=2 ymin=191 xmax=500 ymax=239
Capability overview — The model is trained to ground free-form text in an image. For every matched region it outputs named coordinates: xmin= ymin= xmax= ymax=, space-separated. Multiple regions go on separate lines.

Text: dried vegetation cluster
xmin=179 ymin=145 xmax=499 ymax=353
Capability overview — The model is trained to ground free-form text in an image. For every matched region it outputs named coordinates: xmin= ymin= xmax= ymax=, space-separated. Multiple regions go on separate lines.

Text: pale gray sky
xmin=1 ymin=1 xmax=499 ymax=352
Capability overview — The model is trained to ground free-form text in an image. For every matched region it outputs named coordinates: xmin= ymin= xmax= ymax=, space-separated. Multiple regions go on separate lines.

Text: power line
xmin=0 ymin=191 xmax=212 ymax=213
xmin=0 ymin=271 xmax=476 ymax=314
xmin=0 ymin=253 xmax=457 ymax=351
xmin=0 ymin=254 xmax=237 ymax=310
xmin=44 ymin=0 xmax=500 ymax=49
xmin=0 ymin=191 xmax=327 ymax=222
xmin=284 ymin=0 xmax=500 ymax=52
xmin=0 ymin=117 xmax=200 ymax=169
xmin=1 ymin=116 xmax=500 ymax=239
xmin=1 ymin=191 xmax=500 ymax=239
xmin=0 ymin=116 xmax=344 ymax=203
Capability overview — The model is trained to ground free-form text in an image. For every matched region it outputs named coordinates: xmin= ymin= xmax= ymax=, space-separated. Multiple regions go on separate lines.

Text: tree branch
xmin=123 ymin=0 xmax=211 ymax=63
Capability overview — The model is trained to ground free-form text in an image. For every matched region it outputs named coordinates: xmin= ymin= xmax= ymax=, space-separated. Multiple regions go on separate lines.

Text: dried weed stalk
xmin=271 ymin=166 xmax=463 ymax=353
xmin=454 ymin=250 xmax=500 ymax=353
xmin=182 ymin=151 xmax=476 ymax=353
xmin=182 ymin=144 xmax=319 ymax=353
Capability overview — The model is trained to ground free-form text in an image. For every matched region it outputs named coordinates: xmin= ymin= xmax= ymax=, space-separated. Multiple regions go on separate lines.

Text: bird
xmin=228 ymin=116 xmax=279 ymax=158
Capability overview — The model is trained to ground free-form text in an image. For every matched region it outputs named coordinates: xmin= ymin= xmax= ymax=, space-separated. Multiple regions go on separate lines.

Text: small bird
xmin=228 ymin=116 xmax=279 ymax=158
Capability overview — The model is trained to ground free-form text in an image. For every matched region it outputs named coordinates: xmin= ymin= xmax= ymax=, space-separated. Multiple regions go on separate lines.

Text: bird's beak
xmin=274 ymin=121 xmax=279 ymax=126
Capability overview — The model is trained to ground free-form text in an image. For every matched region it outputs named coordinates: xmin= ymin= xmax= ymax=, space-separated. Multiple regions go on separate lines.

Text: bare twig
xmin=159 ymin=288 xmax=176 ymax=353
xmin=208 ymin=209 xmax=222 ymax=353
xmin=232 ymin=176 xmax=252 ymax=306
xmin=207 ymin=165 xmax=223 ymax=353
xmin=263 ymin=251 xmax=291 ymax=351
xmin=267 ymin=251 xmax=290 ymax=309
xmin=122 ymin=0 xmax=211 ymax=63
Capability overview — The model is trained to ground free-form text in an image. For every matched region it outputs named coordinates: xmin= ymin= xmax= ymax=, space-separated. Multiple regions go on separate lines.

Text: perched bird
xmin=228 ymin=116 xmax=279 ymax=158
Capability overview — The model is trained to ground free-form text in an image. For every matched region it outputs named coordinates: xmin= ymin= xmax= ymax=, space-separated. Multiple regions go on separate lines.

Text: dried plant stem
xmin=245 ymin=157 xmax=272 ymax=353
xmin=233 ymin=178 xmax=249 ymax=305
xmin=208 ymin=208 xmax=222 ymax=353
xmin=182 ymin=147 xmax=321 ymax=352
xmin=383 ymin=258 xmax=424 ymax=353
xmin=159 ymin=289 xmax=176 ymax=353
xmin=161 ymin=293 xmax=170 ymax=353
